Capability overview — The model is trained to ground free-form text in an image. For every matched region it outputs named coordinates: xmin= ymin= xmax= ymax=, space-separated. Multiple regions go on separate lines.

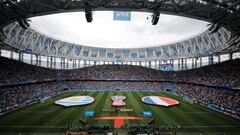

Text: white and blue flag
xmin=55 ymin=96 xmax=94 ymax=107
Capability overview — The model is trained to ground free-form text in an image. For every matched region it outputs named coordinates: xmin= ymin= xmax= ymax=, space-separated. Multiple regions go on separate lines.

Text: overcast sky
xmin=30 ymin=11 xmax=209 ymax=48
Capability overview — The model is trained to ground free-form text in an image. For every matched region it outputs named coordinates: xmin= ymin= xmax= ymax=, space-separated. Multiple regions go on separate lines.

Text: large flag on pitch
xmin=142 ymin=96 xmax=179 ymax=107
xmin=111 ymin=96 xmax=127 ymax=107
xmin=55 ymin=96 xmax=94 ymax=107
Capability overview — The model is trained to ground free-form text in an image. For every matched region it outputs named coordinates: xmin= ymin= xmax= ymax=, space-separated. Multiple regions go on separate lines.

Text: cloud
xmin=30 ymin=11 xmax=209 ymax=48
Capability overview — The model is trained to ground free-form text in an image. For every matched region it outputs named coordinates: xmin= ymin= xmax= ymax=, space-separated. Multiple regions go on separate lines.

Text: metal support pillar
xmin=218 ymin=55 xmax=221 ymax=63
xmin=36 ymin=54 xmax=38 ymax=66
xmin=200 ymin=56 xmax=202 ymax=67
xmin=39 ymin=55 xmax=41 ymax=66
xmin=195 ymin=58 xmax=197 ymax=68
xmin=229 ymin=53 xmax=233 ymax=60
xmin=185 ymin=59 xmax=187 ymax=70
xmin=10 ymin=51 xmax=13 ymax=59
xmin=181 ymin=59 xmax=184 ymax=70
xmin=192 ymin=58 xmax=194 ymax=69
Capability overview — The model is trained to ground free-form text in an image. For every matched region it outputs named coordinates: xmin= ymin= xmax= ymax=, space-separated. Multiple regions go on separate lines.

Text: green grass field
xmin=0 ymin=91 xmax=240 ymax=135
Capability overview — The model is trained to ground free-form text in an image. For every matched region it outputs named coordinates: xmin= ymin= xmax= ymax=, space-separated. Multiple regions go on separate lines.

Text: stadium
xmin=0 ymin=0 xmax=240 ymax=135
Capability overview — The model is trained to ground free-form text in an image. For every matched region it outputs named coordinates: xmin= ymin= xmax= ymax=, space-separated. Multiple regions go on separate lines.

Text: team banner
xmin=111 ymin=96 xmax=127 ymax=107
xmin=55 ymin=96 xmax=94 ymax=107
xmin=84 ymin=110 xmax=95 ymax=117
xmin=113 ymin=11 xmax=131 ymax=21
xmin=142 ymin=111 xmax=153 ymax=117
xmin=142 ymin=96 xmax=179 ymax=107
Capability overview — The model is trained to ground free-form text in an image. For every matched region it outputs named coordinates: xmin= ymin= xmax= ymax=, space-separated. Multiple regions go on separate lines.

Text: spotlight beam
xmin=18 ymin=18 xmax=30 ymax=29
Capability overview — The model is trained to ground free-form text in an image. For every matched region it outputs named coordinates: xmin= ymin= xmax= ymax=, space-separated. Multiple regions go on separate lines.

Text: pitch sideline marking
xmin=0 ymin=125 xmax=239 ymax=128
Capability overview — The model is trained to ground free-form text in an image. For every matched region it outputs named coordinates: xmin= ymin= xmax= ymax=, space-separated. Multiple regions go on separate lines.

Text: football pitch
xmin=0 ymin=91 xmax=240 ymax=135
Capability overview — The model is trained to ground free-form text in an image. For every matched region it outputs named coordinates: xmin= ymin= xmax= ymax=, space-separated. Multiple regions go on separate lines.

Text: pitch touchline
xmin=183 ymin=112 xmax=214 ymax=114
xmin=0 ymin=126 xmax=65 ymax=128
xmin=0 ymin=125 xmax=239 ymax=128
xmin=172 ymin=126 xmax=240 ymax=128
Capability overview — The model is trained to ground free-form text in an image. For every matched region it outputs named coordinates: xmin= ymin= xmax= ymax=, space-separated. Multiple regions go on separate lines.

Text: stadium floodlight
xmin=151 ymin=3 xmax=161 ymax=25
xmin=85 ymin=2 xmax=93 ymax=23
xmin=18 ymin=18 xmax=30 ymax=29
xmin=208 ymin=23 xmax=219 ymax=33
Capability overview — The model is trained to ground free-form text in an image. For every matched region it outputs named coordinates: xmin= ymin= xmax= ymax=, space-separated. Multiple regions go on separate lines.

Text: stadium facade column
xmin=54 ymin=57 xmax=56 ymax=69
xmin=64 ymin=58 xmax=66 ymax=69
xmin=158 ymin=60 xmax=160 ymax=70
xmin=71 ymin=59 xmax=73 ymax=68
xmin=200 ymin=56 xmax=202 ymax=67
xmin=218 ymin=55 xmax=221 ymax=63
xmin=209 ymin=55 xmax=213 ymax=65
xmin=184 ymin=59 xmax=187 ymax=70
xmin=18 ymin=51 xmax=21 ymax=61
xmin=67 ymin=58 xmax=69 ymax=69
xmin=84 ymin=60 xmax=86 ymax=67
xmin=51 ymin=56 xmax=53 ymax=69
xmin=39 ymin=55 xmax=41 ymax=66
xmin=63 ymin=58 xmax=65 ymax=69
xmin=62 ymin=58 xmax=65 ymax=69
xmin=18 ymin=51 xmax=23 ymax=61
xmin=155 ymin=60 xmax=157 ymax=69
xmin=229 ymin=53 xmax=233 ymax=60
xmin=10 ymin=51 xmax=13 ymax=59
xmin=192 ymin=58 xmax=194 ymax=69
xmin=30 ymin=53 xmax=33 ymax=64
xmin=21 ymin=52 xmax=24 ymax=62
xmin=177 ymin=59 xmax=180 ymax=70
xmin=181 ymin=59 xmax=184 ymax=70
xmin=195 ymin=58 xmax=197 ymax=68
xmin=74 ymin=59 xmax=76 ymax=68
xmin=61 ymin=58 xmax=63 ymax=69
xmin=46 ymin=56 xmax=49 ymax=68
xmin=72 ymin=59 xmax=74 ymax=68
xmin=75 ymin=59 xmax=77 ymax=68
xmin=35 ymin=54 xmax=38 ymax=66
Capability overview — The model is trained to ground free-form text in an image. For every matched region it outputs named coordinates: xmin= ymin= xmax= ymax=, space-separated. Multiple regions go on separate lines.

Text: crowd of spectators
xmin=176 ymin=59 xmax=240 ymax=88
xmin=0 ymin=82 xmax=66 ymax=114
xmin=65 ymin=81 xmax=167 ymax=91
xmin=1 ymin=57 xmax=240 ymax=88
xmin=172 ymin=83 xmax=240 ymax=116
xmin=64 ymin=122 xmax=165 ymax=134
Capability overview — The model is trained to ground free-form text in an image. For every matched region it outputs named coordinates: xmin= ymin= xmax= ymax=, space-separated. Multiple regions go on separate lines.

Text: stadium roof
xmin=30 ymin=12 xmax=209 ymax=48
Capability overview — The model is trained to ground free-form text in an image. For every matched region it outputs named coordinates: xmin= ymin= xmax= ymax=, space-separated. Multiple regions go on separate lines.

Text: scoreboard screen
xmin=160 ymin=64 xmax=173 ymax=71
